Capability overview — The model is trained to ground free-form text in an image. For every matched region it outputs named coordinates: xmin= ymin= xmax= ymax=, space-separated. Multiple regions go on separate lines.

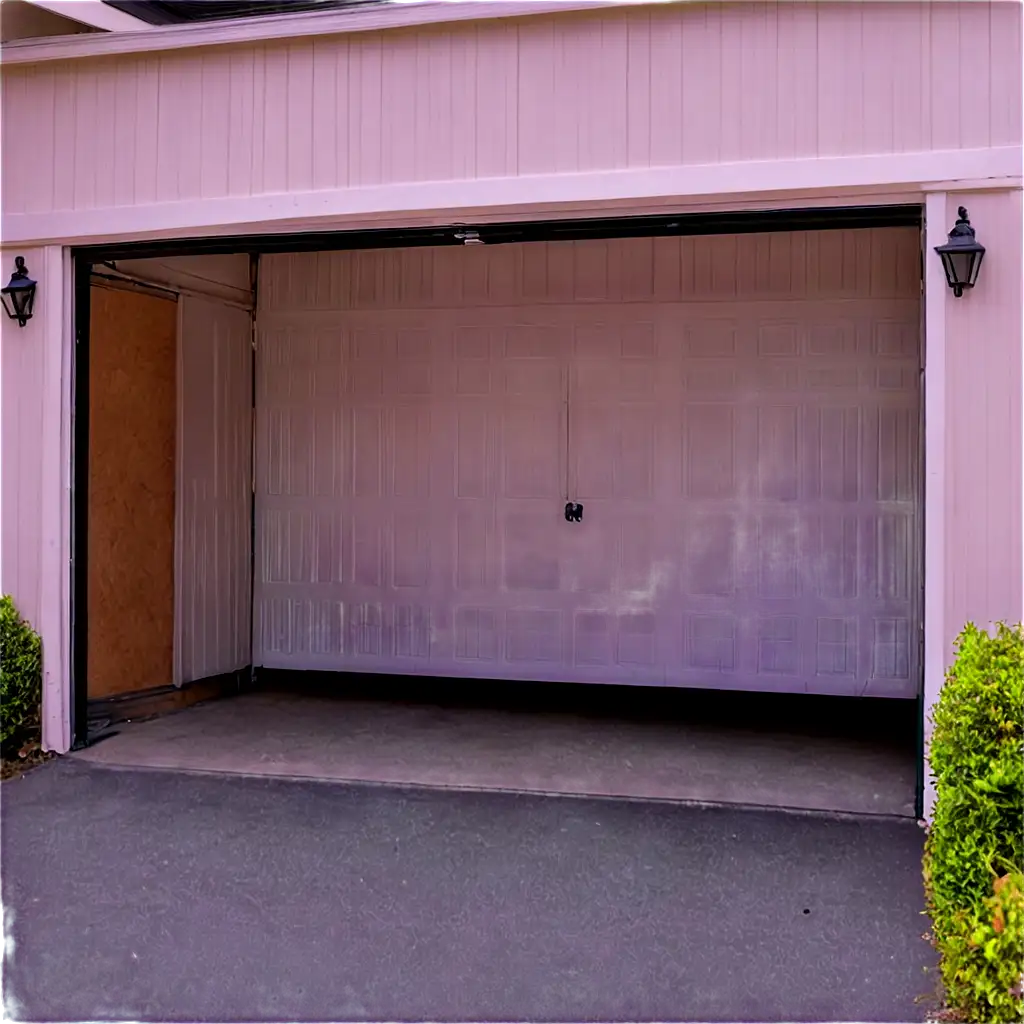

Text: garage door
xmin=255 ymin=228 xmax=922 ymax=698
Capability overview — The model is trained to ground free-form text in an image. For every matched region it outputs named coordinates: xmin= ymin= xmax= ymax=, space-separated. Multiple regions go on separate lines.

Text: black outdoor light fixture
xmin=1 ymin=257 xmax=37 ymax=327
xmin=934 ymin=206 xmax=985 ymax=297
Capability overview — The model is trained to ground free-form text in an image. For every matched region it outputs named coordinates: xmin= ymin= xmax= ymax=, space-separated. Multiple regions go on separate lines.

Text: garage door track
xmin=2 ymin=759 xmax=936 ymax=1022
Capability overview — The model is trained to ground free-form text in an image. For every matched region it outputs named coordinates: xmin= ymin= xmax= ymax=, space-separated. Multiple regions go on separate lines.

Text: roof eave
xmin=0 ymin=0 xmax=660 ymax=65
xmin=20 ymin=0 xmax=153 ymax=32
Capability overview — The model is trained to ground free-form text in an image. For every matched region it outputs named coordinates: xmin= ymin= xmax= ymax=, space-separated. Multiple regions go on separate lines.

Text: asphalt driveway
xmin=2 ymin=759 xmax=935 ymax=1022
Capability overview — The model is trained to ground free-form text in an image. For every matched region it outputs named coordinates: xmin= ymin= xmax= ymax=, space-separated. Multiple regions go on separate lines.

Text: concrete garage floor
xmin=76 ymin=676 xmax=919 ymax=818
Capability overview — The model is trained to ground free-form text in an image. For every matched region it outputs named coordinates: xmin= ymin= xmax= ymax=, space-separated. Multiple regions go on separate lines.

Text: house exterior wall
xmin=917 ymin=187 xmax=1023 ymax=818
xmin=1 ymin=2 xmax=1020 ymax=223
xmin=1 ymin=247 xmax=53 ymax=628
xmin=0 ymin=1 xmax=1020 ymax=771
xmin=942 ymin=190 xmax=1024 ymax=639
xmin=0 ymin=244 xmax=72 ymax=752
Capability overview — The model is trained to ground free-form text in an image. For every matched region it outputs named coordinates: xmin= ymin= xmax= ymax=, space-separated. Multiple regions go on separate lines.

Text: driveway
xmin=2 ymin=759 xmax=935 ymax=1022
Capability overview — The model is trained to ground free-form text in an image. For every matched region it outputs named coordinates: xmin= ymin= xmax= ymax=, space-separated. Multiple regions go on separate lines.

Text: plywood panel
xmin=88 ymin=285 xmax=177 ymax=698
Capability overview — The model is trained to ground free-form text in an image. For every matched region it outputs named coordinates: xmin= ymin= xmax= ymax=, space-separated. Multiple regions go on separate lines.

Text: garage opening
xmin=73 ymin=207 xmax=925 ymax=818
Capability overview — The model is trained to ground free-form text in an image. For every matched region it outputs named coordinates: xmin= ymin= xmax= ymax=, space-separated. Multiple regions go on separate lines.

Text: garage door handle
xmin=565 ymin=502 xmax=583 ymax=523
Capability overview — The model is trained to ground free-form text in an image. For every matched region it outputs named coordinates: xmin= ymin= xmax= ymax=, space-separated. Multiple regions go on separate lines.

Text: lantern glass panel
xmin=966 ymin=249 xmax=984 ymax=287
xmin=947 ymin=251 xmax=974 ymax=287
xmin=1 ymin=282 xmax=35 ymax=324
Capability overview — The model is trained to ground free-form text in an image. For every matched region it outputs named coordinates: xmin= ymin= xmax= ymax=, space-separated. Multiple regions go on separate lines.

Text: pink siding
xmin=943 ymin=191 xmax=1024 ymax=637
xmin=0 ymin=248 xmax=49 ymax=625
xmin=0 ymin=245 xmax=71 ymax=752
xmin=2 ymin=2 xmax=1020 ymax=218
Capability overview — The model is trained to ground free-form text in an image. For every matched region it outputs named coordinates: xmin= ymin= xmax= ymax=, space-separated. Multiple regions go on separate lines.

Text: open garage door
xmin=254 ymin=228 xmax=922 ymax=698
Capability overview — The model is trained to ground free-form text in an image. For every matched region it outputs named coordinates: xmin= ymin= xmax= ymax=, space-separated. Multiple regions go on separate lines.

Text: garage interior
xmin=74 ymin=209 xmax=924 ymax=819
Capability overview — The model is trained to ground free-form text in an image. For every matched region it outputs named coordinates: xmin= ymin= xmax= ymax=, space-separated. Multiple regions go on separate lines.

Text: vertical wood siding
xmin=943 ymin=191 xmax=1024 ymax=639
xmin=2 ymin=2 xmax=1020 ymax=217
xmin=0 ymin=245 xmax=71 ymax=752
xmin=0 ymin=248 xmax=49 ymax=625
xmin=176 ymin=295 xmax=253 ymax=685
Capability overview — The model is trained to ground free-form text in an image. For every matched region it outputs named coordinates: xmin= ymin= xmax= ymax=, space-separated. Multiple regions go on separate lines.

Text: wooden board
xmin=88 ymin=285 xmax=177 ymax=698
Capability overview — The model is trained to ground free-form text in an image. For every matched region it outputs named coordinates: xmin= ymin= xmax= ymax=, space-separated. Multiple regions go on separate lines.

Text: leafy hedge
xmin=0 ymin=595 xmax=42 ymax=755
xmin=923 ymin=622 xmax=1024 ymax=1023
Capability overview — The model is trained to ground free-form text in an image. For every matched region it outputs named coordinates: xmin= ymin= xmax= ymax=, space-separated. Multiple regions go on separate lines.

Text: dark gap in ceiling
xmin=103 ymin=0 xmax=385 ymax=26
xmin=73 ymin=205 xmax=923 ymax=263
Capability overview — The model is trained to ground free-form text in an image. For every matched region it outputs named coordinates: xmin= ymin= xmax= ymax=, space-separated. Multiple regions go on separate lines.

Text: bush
xmin=0 ymin=595 xmax=42 ymax=755
xmin=923 ymin=622 xmax=1024 ymax=1023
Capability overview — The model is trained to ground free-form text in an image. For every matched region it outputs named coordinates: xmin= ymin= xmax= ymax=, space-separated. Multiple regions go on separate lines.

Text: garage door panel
xmin=757 ymin=512 xmax=801 ymax=599
xmin=684 ymin=513 xmax=740 ymax=598
xmin=256 ymin=236 xmax=922 ymax=695
xmin=810 ymin=514 xmax=860 ymax=599
xmin=807 ymin=406 xmax=862 ymax=502
xmin=573 ymin=405 xmax=652 ymax=500
xmin=754 ymin=406 xmax=802 ymax=502
xmin=681 ymin=611 xmax=739 ymax=675
xmin=501 ymin=402 xmax=563 ymax=499
xmin=502 ymin=510 xmax=562 ymax=592
xmin=454 ymin=408 xmax=499 ymax=498
xmin=454 ymin=505 xmax=497 ymax=591
xmin=682 ymin=404 xmax=738 ymax=500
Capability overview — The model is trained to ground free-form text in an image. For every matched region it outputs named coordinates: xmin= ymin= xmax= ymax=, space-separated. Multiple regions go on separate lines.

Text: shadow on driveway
xmin=2 ymin=759 xmax=935 ymax=1022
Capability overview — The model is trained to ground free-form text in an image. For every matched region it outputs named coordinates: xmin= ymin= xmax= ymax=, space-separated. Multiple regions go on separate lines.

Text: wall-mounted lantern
xmin=1 ymin=257 xmax=37 ymax=327
xmin=934 ymin=206 xmax=985 ymax=298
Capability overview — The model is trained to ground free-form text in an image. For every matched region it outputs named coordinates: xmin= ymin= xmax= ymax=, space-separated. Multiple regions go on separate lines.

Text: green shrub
xmin=0 ymin=595 xmax=42 ymax=755
xmin=923 ymin=622 xmax=1024 ymax=1023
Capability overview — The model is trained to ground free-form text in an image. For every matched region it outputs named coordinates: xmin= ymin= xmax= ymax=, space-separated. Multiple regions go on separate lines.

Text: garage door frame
xmin=68 ymin=201 xmax=927 ymax=813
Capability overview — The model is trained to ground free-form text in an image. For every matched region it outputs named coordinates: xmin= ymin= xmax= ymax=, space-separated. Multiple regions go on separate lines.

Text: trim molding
xmin=922 ymin=176 xmax=1023 ymax=192
xmin=922 ymin=191 xmax=948 ymax=823
xmin=0 ymin=1 xmax=643 ymax=64
xmin=4 ymin=148 xmax=1019 ymax=248
xmin=39 ymin=245 xmax=73 ymax=754
xmin=86 ymin=669 xmax=251 ymax=733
